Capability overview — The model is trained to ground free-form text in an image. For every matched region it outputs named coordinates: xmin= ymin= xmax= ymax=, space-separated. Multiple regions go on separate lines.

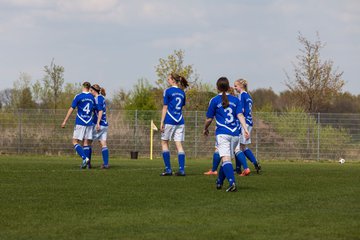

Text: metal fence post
xmin=134 ymin=110 xmax=138 ymax=151
xmin=18 ymin=109 xmax=22 ymax=154
xmin=317 ymin=112 xmax=320 ymax=161
xmin=194 ymin=111 xmax=198 ymax=158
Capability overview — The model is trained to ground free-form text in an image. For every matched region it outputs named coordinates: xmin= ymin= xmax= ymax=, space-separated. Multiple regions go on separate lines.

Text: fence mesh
xmin=1 ymin=109 xmax=359 ymax=161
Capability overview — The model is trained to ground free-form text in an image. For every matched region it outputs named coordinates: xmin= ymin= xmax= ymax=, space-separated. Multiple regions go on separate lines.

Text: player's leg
xmin=174 ymin=141 xmax=185 ymax=176
xmin=242 ymin=145 xmax=261 ymax=174
xmin=160 ymin=124 xmax=173 ymax=176
xmin=97 ymin=126 xmax=109 ymax=169
xmin=100 ymin=140 xmax=109 ymax=169
xmin=83 ymin=125 xmax=93 ymax=168
xmin=72 ymin=125 xmax=89 ymax=168
xmin=204 ymin=146 xmax=220 ymax=175
xmin=234 ymin=142 xmax=249 ymax=175
xmin=216 ymin=165 xmax=225 ymax=189
xmin=217 ymin=135 xmax=237 ymax=192
xmin=174 ymin=124 xmax=185 ymax=176
xmin=83 ymin=139 xmax=92 ymax=168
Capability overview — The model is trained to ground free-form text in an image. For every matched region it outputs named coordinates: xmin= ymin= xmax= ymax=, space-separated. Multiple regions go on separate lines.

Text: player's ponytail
xmin=179 ymin=76 xmax=189 ymax=89
xmin=100 ymin=88 xmax=106 ymax=96
xmin=91 ymin=84 xmax=106 ymax=96
xmin=217 ymin=77 xmax=230 ymax=108
xmin=171 ymin=73 xmax=189 ymax=89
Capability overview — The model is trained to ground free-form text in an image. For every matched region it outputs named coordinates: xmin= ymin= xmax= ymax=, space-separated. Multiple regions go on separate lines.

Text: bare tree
xmin=43 ymin=59 xmax=65 ymax=110
xmin=155 ymin=49 xmax=198 ymax=89
xmin=285 ymin=33 xmax=344 ymax=113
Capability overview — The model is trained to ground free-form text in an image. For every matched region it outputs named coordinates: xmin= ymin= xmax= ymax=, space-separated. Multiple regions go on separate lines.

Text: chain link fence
xmin=1 ymin=109 xmax=359 ymax=161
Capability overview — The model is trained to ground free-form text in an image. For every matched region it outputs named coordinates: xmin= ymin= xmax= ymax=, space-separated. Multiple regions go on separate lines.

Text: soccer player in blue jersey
xmin=204 ymin=77 xmax=249 ymax=192
xmin=234 ymin=79 xmax=261 ymax=175
xmin=61 ymin=82 xmax=95 ymax=169
xmin=89 ymin=84 xmax=110 ymax=169
xmin=160 ymin=73 xmax=189 ymax=176
xmin=204 ymin=87 xmax=236 ymax=175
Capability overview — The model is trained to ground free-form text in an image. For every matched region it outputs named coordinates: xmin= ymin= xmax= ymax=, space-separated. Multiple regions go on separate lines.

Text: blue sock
xmin=212 ymin=152 xmax=221 ymax=172
xmin=222 ymin=161 xmax=236 ymax=185
xmin=74 ymin=144 xmax=86 ymax=160
xmin=217 ymin=166 xmax=226 ymax=185
xmin=83 ymin=146 xmax=92 ymax=160
xmin=102 ymin=147 xmax=109 ymax=166
xmin=162 ymin=151 xmax=171 ymax=173
xmin=235 ymin=152 xmax=242 ymax=172
xmin=178 ymin=152 xmax=185 ymax=172
xmin=244 ymin=148 xmax=258 ymax=165
xmin=235 ymin=151 xmax=248 ymax=171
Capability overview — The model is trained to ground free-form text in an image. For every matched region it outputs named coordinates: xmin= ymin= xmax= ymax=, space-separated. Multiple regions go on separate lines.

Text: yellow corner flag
xmin=151 ymin=120 xmax=158 ymax=131
xmin=150 ymin=120 xmax=158 ymax=160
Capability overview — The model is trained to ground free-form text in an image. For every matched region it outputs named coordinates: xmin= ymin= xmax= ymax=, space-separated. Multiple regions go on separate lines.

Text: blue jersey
xmin=206 ymin=94 xmax=242 ymax=136
xmin=163 ymin=86 xmax=186 ymax=125
xmin=71 ymin=92 xmax=95 ymax=126
xmin=239 ymin=91 xmax=253 ymax=126
xmin=93 ymin=95 xmax=108 ymax=127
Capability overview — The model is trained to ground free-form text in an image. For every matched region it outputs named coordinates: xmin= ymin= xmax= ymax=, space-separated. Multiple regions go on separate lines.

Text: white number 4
xmin=83 ymin=103 xmax=91 ymax=114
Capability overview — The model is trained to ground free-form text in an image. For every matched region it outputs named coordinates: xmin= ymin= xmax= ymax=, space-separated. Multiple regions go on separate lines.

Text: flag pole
xmin=150 ymin=120 xmax=158 ymax=160
xmin=150 ymin=120 xmax=154 ymax=160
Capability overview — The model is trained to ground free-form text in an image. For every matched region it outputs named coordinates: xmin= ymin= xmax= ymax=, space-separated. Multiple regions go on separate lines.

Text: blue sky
xmin=1 ymin=0 xmax=359 ymax=96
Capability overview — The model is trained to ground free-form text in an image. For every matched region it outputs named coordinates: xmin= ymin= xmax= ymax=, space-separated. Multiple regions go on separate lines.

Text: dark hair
xmin=171 ymin=73 xmax=189 ymax=89
xmin=217 ymin=77 xmax=230 ymax=108
xmin=91 ymin=84 xmax=106 ymax=96
xmin=83 ymin=81 xmax=91 ymax=89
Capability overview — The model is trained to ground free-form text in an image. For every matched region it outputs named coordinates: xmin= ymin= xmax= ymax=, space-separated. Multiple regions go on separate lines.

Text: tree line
xmin=1 ymin=33 xmax=358 ymax=113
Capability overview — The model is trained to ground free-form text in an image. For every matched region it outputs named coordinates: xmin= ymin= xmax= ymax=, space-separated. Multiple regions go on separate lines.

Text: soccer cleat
xmin=204 ymin=170 xmax=218 ymax=175
xmin=100 ymin=164 xmax=109 ymax=169
xmin=175 ymin=171 xmax=186 ymax=176
xmin=240 ymin=168 xmax=251 ymax=176
xmin=255 ymin=163 xmax=262 ymax=174
xmin=160 ymin=171 xmax=173 ymax=176
xmin=81 ymin=158 xmax=90 ymax=169
xmin=226 ymin=182 xmax=237 ymax=192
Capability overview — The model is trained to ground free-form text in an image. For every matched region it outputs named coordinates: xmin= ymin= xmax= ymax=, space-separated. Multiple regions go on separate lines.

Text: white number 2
xmin=83 ymin=103 xmax=91 ymax=114
xmin=224 ymin=107 xmax=234 ymax=123
xmin=175 ymin=97 xmax=182 ymax=110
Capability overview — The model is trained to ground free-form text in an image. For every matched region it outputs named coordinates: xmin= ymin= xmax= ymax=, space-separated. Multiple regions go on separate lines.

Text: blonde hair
xmin=235 ymin=78 xmax=248 ymax=92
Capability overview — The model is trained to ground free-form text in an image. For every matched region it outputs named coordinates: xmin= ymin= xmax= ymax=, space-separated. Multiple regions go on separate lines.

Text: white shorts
xmin=216 ymin=134 xmax=239 ymax=158
xmin=161 ymin=124 xmax=185 ymax=141
xmin=240 ymin=125 xmax=252 ymax=145
xmin=73 ymin=125 xmax=93 ymax=141
xmin=93 ymin=125 xmax=108 ymax=141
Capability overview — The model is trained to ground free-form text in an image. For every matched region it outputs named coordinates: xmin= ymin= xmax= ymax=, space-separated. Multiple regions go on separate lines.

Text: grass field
xmin=0 ymin=155 xmax=359 ymax=240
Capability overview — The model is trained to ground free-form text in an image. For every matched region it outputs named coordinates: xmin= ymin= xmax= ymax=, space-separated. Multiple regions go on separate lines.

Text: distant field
xmin=0 ymin=155 xmax=359 ymax=240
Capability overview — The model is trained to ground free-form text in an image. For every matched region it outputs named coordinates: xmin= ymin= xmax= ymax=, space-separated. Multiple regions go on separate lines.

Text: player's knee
xmin=222 ymin=156 xmax=231 ymax=163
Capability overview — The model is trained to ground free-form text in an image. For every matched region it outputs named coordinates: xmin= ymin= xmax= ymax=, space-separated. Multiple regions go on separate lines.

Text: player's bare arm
xmin=160 ymin=105 xmax=167 ymax=133
xmin=96 ymin=110 xmax=103 ymax=131
xmin=203 ymin=118 xmax=213 ymax=136
xmin=237 ymin=113 xmax=249 ymax=139
xmin=61 ymin=107 xmax=74 ymax=128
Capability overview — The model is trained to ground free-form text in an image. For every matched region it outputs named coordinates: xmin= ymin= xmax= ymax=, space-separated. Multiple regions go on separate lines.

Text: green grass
xmin=0 ymin=155 xmax=359 ymax=240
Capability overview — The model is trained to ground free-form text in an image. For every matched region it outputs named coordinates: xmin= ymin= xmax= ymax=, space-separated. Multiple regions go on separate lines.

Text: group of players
xmin=160 ymin=74 xmax=260 ymax=192
xmin=61 ymin=82 xmax=109 ymax=169
xmin=63 ymin=74 xmax=259 ymax=192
